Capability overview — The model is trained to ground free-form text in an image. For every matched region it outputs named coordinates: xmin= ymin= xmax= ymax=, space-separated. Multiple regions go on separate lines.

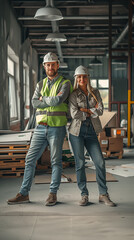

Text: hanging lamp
xmin=34 ymin=0 xmax=63 ymax=21
xmin=89 ymin=56 xmax=102 ymax=66
xmin=45 ymin=32 xmax=67 ymax=42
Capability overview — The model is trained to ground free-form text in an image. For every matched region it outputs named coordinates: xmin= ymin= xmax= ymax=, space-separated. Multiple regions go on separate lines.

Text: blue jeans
xmin=20 ymin=125 xmax=66 ymax=196
xmin=69 ymin=121 xmax=108 ymax=196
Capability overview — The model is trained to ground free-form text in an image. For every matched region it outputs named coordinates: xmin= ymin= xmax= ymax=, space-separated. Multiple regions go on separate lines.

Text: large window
xmin=90 ymin=79 xmax=109 ymax=109
xmin=23 ymin=66 xmax=30 ymax=119
xmin=7 ymin=58 xmax=18 ymax=121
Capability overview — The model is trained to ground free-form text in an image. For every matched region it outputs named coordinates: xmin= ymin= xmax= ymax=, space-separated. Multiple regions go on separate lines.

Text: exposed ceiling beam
xmin=18 ymin=15 xmax=128 ymax=21
xmin=23 ymin=24 xmax=125 ymax=28
xmin=38 ymin=54 xmax=106 ymax=57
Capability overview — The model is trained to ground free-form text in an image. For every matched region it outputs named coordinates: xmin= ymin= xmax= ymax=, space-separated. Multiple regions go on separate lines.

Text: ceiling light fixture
xmin=34 ymin=0 xmax=63 ymax=21
xmin=89 ymin=56 xmax=102 ymax=66
xmin=45 ymin=32 xmax=67 ymax=42
xmin=112 ymin=59 xmax=127 ymax=65
xmin=59 ymin=62 xmax=68 ymax=68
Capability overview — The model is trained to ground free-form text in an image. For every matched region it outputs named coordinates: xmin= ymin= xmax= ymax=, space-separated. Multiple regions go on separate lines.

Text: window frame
xmin=90 ymin=78 xmax=109 ymax=109
xmin=7 ymin=57 xmax=18 ymax=121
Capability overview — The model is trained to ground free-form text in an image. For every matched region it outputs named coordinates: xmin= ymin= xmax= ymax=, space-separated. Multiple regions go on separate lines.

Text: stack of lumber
xmin=0 ymin=131 xmax=32 ymax=177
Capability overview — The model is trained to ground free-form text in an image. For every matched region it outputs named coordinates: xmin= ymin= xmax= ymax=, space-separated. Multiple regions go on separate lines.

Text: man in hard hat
xmin=7 ymin=52 xmax=72 ymax=206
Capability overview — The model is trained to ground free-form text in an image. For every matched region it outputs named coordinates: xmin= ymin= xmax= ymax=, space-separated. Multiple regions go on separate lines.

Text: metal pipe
xmin=108 ymin=0 xmax=112 ymax=112
xmin=112 ymin=17 xmax=134 ymax=48
xmin=127 ymin=0 xmax=133 ymax=148
xmin=51 ymin=21 xmax=64 ymax=63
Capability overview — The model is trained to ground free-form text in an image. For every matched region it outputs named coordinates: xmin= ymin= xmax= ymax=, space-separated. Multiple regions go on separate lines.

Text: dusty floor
xmin=0 ymin=148 xmax=134 ymax=240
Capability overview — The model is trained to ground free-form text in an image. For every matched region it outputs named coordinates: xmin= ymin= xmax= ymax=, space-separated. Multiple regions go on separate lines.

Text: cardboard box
xmin=98 ymin=131 xmax=106 ymax=139
xmin=101 ymin=147 xmax=108 ymax=152
xmin=63 ymin=138 xmax=70 ymax=150
xmin=98 ymin=137 xmax=108 ymax=146
xmin=108 ymin=137 xmax=123 ymax=152
xmin=99 ymin=111 xmax=117 ymax=129
xmin=98 ymin=132 xmax=108 ymax=151
xmin=111 ymin=128 xmax=126 ymax=138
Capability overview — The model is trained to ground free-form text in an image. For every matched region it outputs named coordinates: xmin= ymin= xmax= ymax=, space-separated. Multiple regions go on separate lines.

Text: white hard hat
xmin=43 ymin=52 xmax=59 ymax=64
xmin=74 ymin=65 xmax=89 ymax=76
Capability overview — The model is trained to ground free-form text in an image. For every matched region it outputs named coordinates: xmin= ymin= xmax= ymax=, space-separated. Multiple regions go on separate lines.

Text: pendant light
xmin=45 ymin=32 xmax=67 ymax=42
xmin=34 ymin=0 xmax=63 ymax=21
xmin=89 ymin=56 xmax=102 ymax=66
xmin=59 ymin=62 xmax=68 ymax=68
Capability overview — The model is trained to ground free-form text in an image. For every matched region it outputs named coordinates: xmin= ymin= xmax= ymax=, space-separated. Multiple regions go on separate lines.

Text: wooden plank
xmin=0 ymin=144 xmax=30 ymax=149
xmin=36 ymin=164 xmax=51 ymax=170
xmin=0 ymin=169 xmax=24 ymax=173
xmin=0 ymin=161 xmax=25 ymax=169
xmin=0 ymin=170 xmax=24 ymax=178
xmin=0 ymin=149 xmax=28 ymax=153
xmin=0 ymin=159 xmax=25 ymax=164
xmin=0 ymin=166 xmax=25 ymax=171
xmin=103 ymin=150 xmax=123 ymax=159
xmin=0 ymin=154 xmax=26 ymax=160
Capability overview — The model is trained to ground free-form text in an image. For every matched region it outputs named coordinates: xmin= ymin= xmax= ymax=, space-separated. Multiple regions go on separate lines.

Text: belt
xmin=39 ymin=122 xmax=48 ymax=126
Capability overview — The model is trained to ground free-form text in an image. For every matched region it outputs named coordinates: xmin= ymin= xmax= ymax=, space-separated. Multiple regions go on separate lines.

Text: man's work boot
xmin=7 ymin=193 xmax=29 ymax=205
xmin=45 ymin=193 xmax=57 ymax=206
xmin=79 ymin=195 xmax=89 ymax=206
xmin=99 ymin=194 xmax=116 ymax=207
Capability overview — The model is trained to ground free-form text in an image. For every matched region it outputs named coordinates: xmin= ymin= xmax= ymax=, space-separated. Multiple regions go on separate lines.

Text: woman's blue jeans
xmin=20 ymin=124 xmax=66 ymax=196
xmin=69 ymin=121 xmax=108 ymax=196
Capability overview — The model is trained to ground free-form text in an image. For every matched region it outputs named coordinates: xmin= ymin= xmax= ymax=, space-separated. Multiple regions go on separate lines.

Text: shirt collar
xmin=47 ymin=74 xmax=59 ymax=85
xmin=77 ymin=87 xmax=89 ymax=97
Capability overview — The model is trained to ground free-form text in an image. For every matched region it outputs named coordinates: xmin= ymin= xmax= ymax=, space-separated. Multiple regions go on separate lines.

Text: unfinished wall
xmin=19 ymin=38 xmax=38 ymax=130
xmin=0 ymin=0 xmax=10 ymax=129
xmin=0 ymin=0 xmax=38 ymax=130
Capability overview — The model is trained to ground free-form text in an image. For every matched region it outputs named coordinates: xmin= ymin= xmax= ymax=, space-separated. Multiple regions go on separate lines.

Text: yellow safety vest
xmin=36 ymin=76 xmax=72 ymax=126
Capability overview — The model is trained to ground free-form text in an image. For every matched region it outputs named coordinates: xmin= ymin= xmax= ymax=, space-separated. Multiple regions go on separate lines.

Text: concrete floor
xmin=0 ymin=148 xmax=134 ymax=240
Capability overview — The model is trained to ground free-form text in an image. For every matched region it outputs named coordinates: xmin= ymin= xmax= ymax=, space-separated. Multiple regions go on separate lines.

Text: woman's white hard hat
xmin=43 ymin=52 xmax=59 ymax=64
xmin=74 ymin=65 xmax=89 ymax=76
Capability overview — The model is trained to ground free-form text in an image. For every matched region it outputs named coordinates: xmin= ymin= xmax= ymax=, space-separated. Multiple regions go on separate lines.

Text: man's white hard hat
xmin=43 ymin=52 xmax=59 ymax=64
xmin=74 ymin=65 xmax=89 ymax=76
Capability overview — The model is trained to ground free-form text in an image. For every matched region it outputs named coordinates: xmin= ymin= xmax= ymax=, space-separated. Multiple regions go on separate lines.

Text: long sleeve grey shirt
xmin=32 ymin=75 xmax=71 ymax=109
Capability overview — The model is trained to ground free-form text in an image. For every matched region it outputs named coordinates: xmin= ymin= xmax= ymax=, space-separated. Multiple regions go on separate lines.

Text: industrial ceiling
xmin=10 ymin=0 xmax=132 ymax=61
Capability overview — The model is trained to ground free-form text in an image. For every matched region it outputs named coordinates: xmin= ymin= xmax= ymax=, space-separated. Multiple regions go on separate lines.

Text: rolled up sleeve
xmin=32 ymin=83 xmax=49 ymax=109
xmin=42 ymin=81 xmax=71 ymax=106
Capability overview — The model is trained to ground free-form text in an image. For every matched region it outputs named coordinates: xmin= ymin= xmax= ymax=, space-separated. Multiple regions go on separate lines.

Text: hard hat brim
xmin=43 ymin=60 xmax=60 ymax=65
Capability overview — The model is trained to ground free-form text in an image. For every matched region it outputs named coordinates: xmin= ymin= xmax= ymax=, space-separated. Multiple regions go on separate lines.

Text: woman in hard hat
xmin=68 ymin=65 xmax=116 ymax=207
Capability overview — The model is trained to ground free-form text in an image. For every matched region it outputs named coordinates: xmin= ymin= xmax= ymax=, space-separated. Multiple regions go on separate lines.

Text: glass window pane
xmin=7 ymin=58 xmax=14 ymax=76
xmin=111 ymin=104 xmax=117 ymax=112
xmin=90 ymin=79 xmax=97 ymax=88
xmin=23 ymin=67 xmax=30 ymax=119
xmin=98 ymin=79 xmax=109 ymax=88
xmin=9 ymin=76 xmax=17 ymax=119
xmin=99 ymin=89 xmax=108 ymax=109
xmin=23 ymin=68 xmax=26 ymax=103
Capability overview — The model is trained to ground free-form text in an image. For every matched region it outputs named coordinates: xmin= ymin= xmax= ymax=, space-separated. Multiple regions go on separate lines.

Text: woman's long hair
xmin=73 ymin=75 xmax=98 ymax=103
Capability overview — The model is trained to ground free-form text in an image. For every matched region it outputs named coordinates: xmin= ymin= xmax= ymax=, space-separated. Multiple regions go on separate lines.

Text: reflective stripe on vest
xmin=36 ymin=76 xmax=71 ymax=126
xmin=36 ymin=111 xmax=66 ymax=116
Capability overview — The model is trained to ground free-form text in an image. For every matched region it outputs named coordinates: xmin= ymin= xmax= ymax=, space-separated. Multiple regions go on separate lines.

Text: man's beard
xmin=46 ymin=69 xmax=58 ymax=78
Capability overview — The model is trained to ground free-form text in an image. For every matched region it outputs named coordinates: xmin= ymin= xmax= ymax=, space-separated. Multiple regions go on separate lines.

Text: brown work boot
xmin=7 ymin=193 xmax=29 ymax=205
xmin=99 ymin=194 xmax=116 ymax=207
xmin=79 ymin=195 xmax=89 ymax=206
xmin=45 ymin=193 xmax=57 ymax=206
